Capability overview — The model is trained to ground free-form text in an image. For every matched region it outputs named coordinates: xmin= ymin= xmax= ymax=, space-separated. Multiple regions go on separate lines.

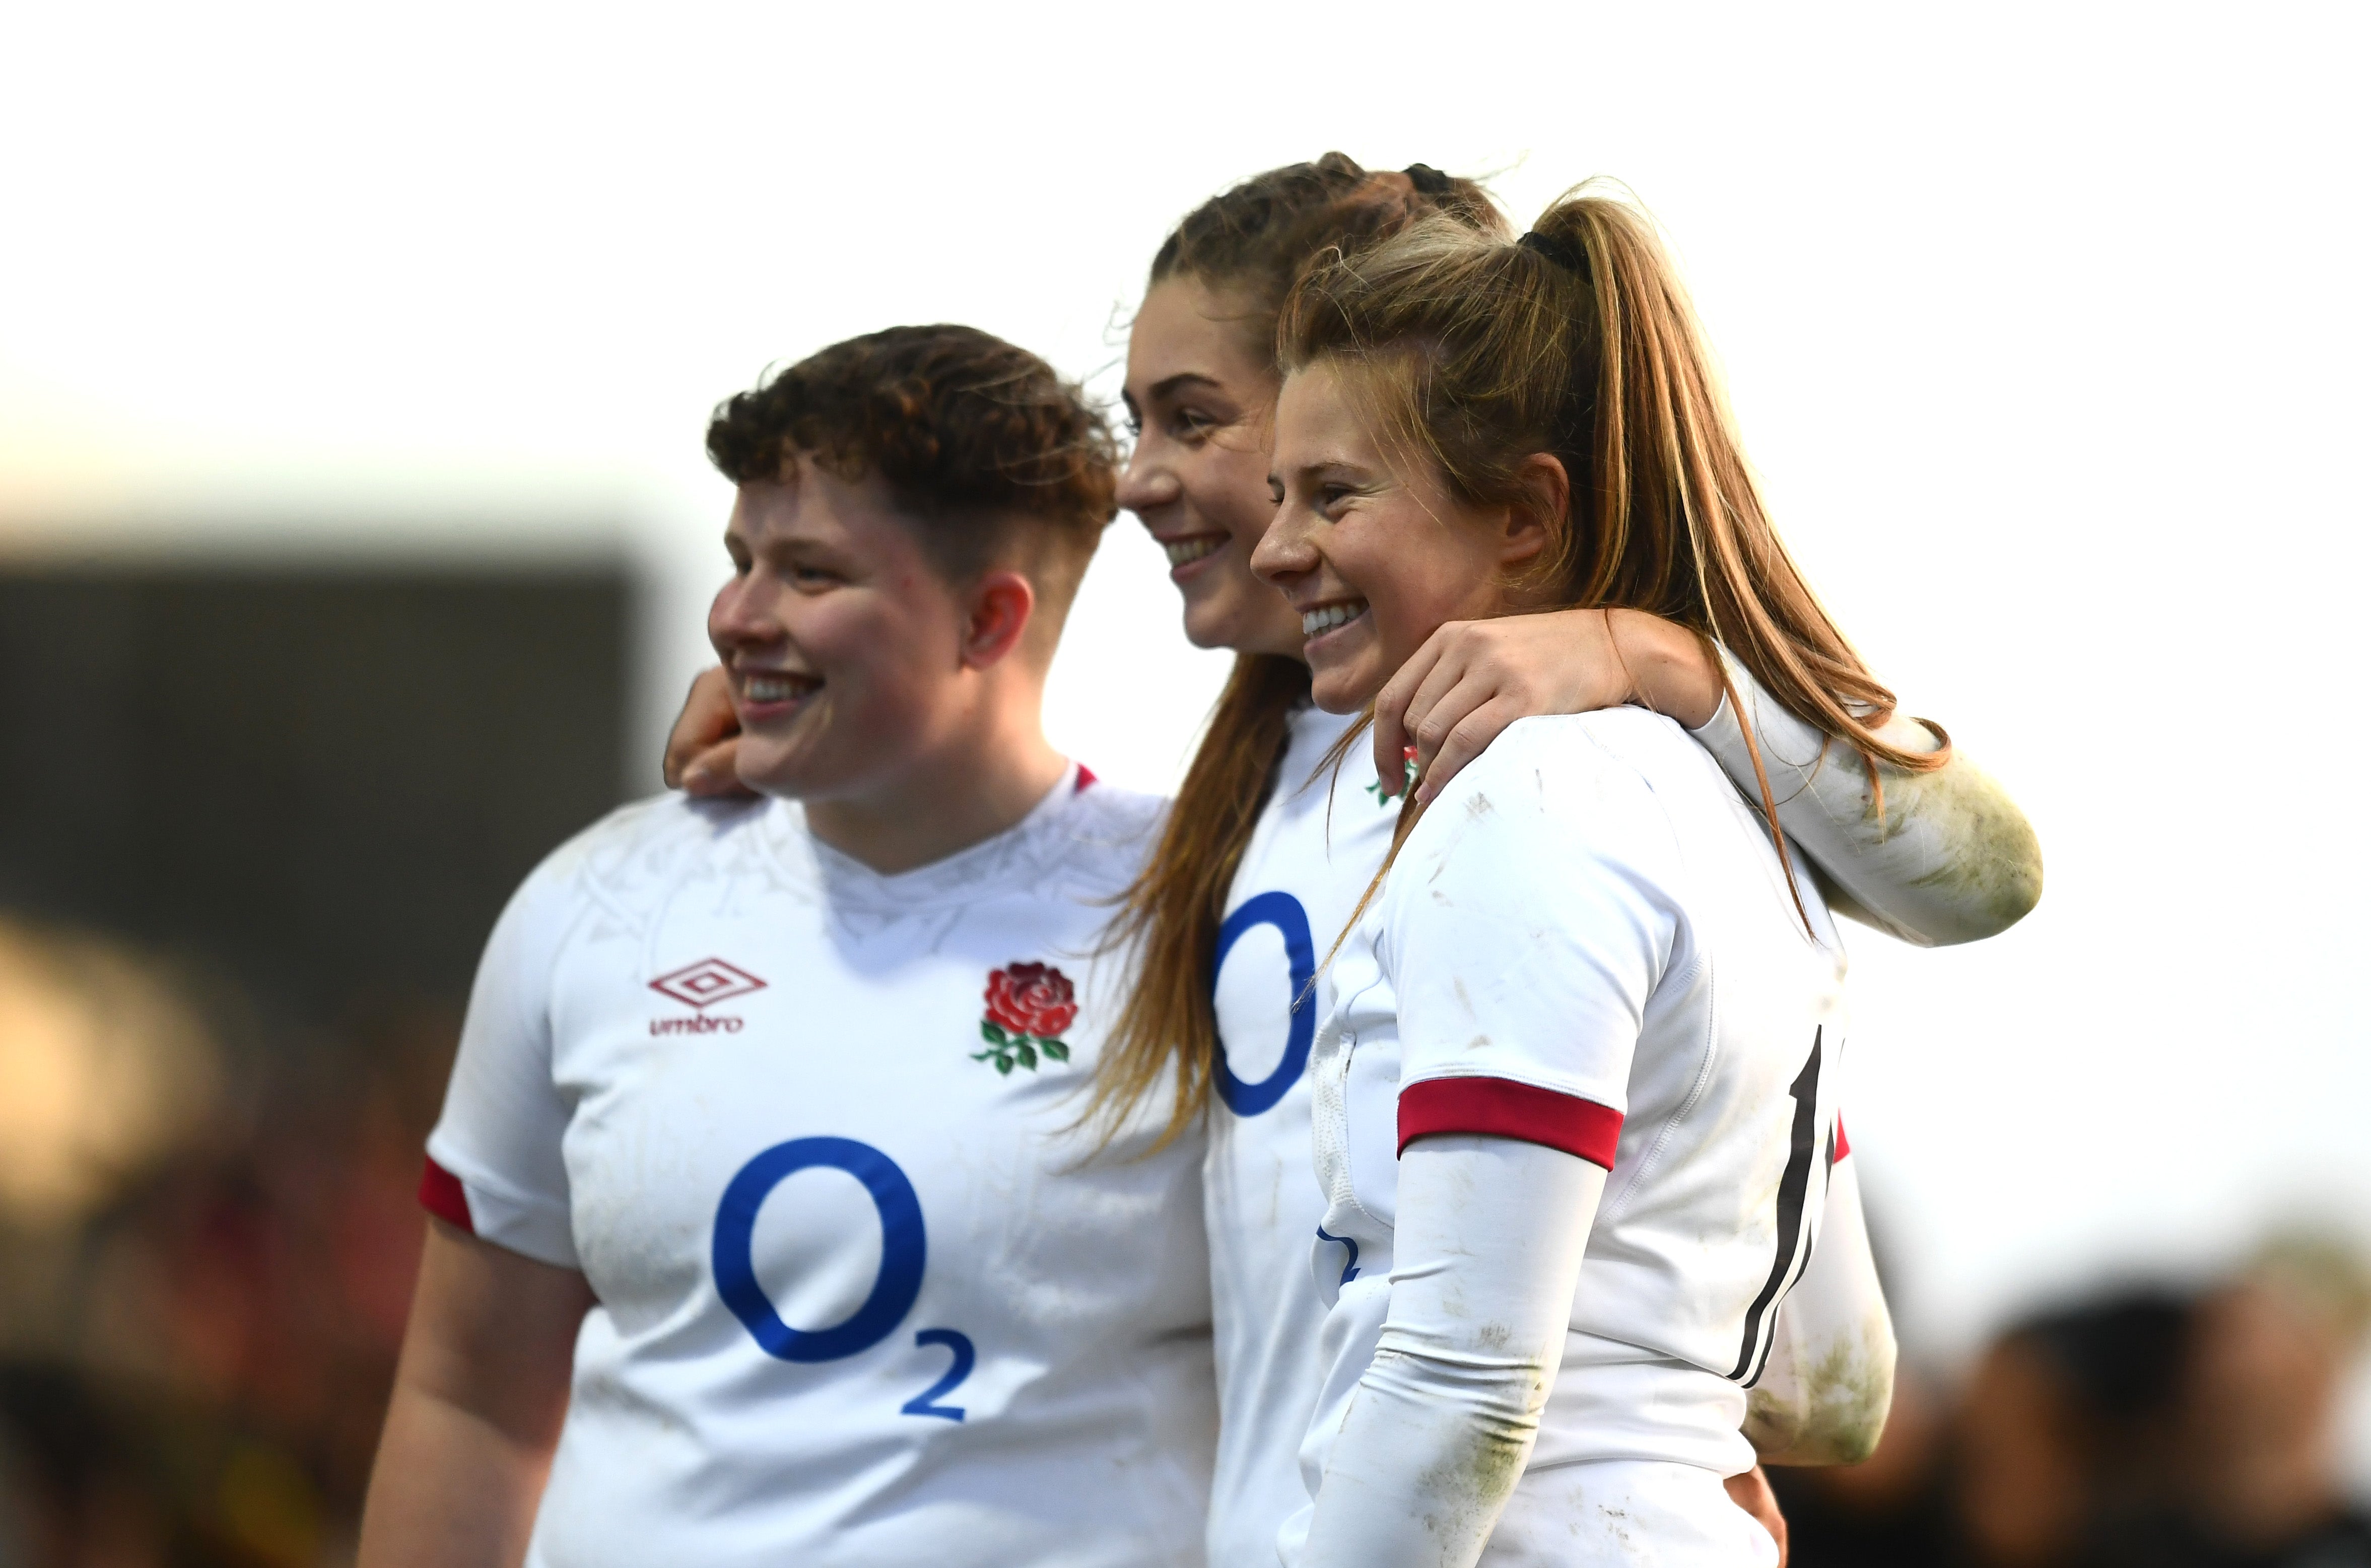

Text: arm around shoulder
xmin=1688 ymin=650 xmax=2042 ymax=947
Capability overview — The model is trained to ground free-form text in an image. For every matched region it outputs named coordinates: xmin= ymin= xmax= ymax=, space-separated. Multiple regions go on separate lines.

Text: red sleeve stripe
xmin=418 ymin=1155 xmax=475 ymax=1233
xmin=1834 ymin=1113 xmax=1851 ymax=1161
xmin=1399 ymin=1077 xmax=1624 ymax=1168
xmin=1072 ymin=763 xmax=1098 ymax=792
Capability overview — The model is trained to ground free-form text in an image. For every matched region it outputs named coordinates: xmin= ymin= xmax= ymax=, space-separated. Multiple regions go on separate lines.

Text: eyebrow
xmin=1147 ymin=372 xmax=1226 ymax=400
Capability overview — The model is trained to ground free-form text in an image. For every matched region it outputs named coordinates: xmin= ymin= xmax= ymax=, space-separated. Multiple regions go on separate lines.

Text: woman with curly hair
xmin=360 ymin=326 xmax=1218 ymax=1568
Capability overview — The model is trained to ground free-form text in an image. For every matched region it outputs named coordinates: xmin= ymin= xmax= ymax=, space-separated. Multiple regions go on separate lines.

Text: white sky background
xmin=5 ymin=0 xmax=2368 ymax=1399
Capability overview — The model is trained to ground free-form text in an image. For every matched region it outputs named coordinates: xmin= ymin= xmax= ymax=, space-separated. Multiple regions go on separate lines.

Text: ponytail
xmin=1281 ymin=183 xmax=1950 ymax=945
xmin=1526 ymin=194 xmax=1936 ymax=780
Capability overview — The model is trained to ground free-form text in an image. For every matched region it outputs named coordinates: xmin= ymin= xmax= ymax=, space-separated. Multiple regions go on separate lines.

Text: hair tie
xmin=1519 ymin=228 xmax=1590 ymax=279
xmin=1402 ymin=163 xmax=1453 ymax=196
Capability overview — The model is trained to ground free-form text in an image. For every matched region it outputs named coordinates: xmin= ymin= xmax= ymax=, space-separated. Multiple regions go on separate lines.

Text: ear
xmin=957 ymin=568 xmax=1038 ymax=671
xmin=1499 ymin=452 xmax=1570 ymax=569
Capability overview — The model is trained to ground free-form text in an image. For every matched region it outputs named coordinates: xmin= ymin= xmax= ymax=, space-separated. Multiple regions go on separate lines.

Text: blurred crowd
xmin=0 ymin=911 xmax=2366 ymax=1567
xmin=0 ymin=915 xmax=452 ymax=1568
xmin=1774 ymin=1236 xmax=2371 ymax=1567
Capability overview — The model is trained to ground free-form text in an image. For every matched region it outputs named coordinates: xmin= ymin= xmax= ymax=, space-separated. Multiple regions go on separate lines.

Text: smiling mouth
xmin=1301 ymin=599 xmax=1369 ymax=639
xmin=739 ymin=670 xmax=821 ymax=709
xmin=1163 ymin=535 xmax=1224 ymax=568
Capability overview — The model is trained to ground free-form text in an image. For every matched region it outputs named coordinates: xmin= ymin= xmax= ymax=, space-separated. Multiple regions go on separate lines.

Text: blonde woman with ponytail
xmin=662 ymin=160 xmax=2041 ymax=1564
xmin=1244 ymin=187 xmax=1995 ymax=1567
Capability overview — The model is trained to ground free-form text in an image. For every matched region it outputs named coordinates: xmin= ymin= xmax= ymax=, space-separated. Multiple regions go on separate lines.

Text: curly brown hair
xmin=707 ymin=323 xmax=1117 ymax=617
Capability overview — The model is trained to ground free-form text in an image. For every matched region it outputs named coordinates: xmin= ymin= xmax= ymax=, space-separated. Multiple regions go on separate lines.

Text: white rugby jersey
xmin=1298 ymin=710 xmax=1848 ymax=1525
xmin=419 ymin=767 xmax=1217 ymax=1568
xmin=1204 ymin=704 xmax=1395 ymax=1566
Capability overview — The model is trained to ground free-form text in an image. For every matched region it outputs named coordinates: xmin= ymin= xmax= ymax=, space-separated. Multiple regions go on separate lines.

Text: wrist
xmin=1611 ymin=611 xmax=1723 ymax=728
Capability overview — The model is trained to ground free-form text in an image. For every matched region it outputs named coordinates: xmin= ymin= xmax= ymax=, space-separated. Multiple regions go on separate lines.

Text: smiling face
xmin=1116 ymin=278 xmax=1306 ymax=659
xmin=1252 ymin=361 xmax=1547 ymax=712
xmin=709 ymin=458 xmax=991 ymax=800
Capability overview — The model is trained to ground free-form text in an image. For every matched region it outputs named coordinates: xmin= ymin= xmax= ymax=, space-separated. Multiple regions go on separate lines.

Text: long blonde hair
xmin=1277 ymin=183 xmax=1949 ymax=930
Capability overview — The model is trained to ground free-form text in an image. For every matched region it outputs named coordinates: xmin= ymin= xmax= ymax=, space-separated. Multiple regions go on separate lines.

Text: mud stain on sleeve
xmin=1883 ymin=755 xmax=2044 ymax=933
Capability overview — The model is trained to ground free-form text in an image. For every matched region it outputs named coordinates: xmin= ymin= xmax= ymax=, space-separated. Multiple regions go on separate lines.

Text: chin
xmin=1178 ymin=600 xmax=1238 ymax=652
xmin=732 ymin=736 xmax=829 ymax=801
xmin=1305 ymin=664 xmax=1377 ymax=716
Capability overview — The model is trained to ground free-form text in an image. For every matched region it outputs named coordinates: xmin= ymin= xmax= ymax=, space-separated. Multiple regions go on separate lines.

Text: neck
xmin=803 ymin=680 xmax=1068 ymax=875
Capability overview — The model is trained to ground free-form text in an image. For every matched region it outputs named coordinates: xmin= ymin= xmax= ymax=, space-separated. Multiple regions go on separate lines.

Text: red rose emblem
xmin=973 ymin=961 xmax=1077 ymax=1074
xmin=986 ymin=961 xmax=1077 ymax=1039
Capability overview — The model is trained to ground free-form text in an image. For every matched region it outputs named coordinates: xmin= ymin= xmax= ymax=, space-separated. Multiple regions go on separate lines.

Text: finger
xmin=662 ymin=666 xmax=739 ymax=788
xmin=1407 ymin=668 xmax=1502 ymax=778
xmin=1396 ymin=637 xmax=1495 ymax=776
xmin=679 ymin=738 xmax=757 ymax=800
xmin=1372 ymin=637 xmax=1451 ymax=791
xmin=1414 ymin=696 xmax=1525 ymax=804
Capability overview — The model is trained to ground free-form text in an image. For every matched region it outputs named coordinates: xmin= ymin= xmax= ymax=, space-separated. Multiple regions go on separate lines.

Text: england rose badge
xmin=973 ymin=961 xmax=1077 ymax=1074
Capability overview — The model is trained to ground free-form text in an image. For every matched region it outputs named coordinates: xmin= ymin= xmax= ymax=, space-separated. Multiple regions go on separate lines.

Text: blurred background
xmin=1 ymin=2 xmax=2365 ymax=1562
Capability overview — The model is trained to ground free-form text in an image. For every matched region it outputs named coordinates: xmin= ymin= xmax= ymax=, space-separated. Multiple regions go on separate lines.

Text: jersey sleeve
xmin=1690 ymin=647 xmax=2042 ymax=947
xmin=421 ymin=855 xmax=582 ymax=1269
xmin=1380 ymin=720 xmax=1682 ymax=1170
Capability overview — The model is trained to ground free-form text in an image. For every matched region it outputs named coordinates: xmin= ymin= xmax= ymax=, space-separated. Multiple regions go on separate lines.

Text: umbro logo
xmin=649 ymin=958 xmax=767 ymax=1011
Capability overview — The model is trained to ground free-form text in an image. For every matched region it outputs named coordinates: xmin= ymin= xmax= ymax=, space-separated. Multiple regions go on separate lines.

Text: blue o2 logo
xmin=713 ymin=1137 xmax=924 ymax=1361
xmin=711 ymin=1136 xmax=977 ymax=1420
xmin=1212 ymin=890 xmax=1316 ymax=1117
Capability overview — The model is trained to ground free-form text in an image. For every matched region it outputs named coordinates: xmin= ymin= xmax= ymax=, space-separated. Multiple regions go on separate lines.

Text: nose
xmin=1247 ymin=498 xmax=1309 ymax=587
xmin=1116 ymin=441 xmax=1181 ymax=518
xmin=707 ymin=570 xmax=782 ymax=659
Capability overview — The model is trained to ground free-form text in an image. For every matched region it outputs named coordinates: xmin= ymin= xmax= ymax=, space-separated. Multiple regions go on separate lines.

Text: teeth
xmin=1301 ymin=601 xmax=1368 ymax=638
xmin=744 ymin=673 xmax=816 ymax=703
xmin=1164 ymin=536 xmax=1223 ymax=567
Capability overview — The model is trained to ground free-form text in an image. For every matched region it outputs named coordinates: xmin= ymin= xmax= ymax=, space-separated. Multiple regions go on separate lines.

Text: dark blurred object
xmin=0 ymin=567 xmax=629 ymax=1017
xmin=1977 ymin=1288 xmax=2193 ymax=1563
xmin=1779 ymin=1244 xmax=2371 ymax=1568
xmin=1777 ymin=1286 xmax=2193 ymax=1567
xmin=0 ymin=566 xmax=631 ymax=1565
xmin=0 ymin=1355 xmax=366 ymax=1568
xmin=2112 ymin=1234 xmax=2371 ymax=1568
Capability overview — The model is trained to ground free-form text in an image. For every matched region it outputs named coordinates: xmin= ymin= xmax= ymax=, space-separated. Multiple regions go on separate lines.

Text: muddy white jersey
xmin=1203 ymin=704 xmax=1397 ymax=1567
xmin=1301 ymin=710 xmax=1849 ymax=1508
xmin=421 ymin=768 xmax=1216 ymax=1568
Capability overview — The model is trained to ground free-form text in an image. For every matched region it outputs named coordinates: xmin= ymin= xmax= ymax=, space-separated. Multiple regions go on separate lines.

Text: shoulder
xmin=1392 ymin=711 xmax=1709 ymax=905
xmin=1422 ymin=709 xmax=1704 ymax=830
xmin=509 ymin=790 xmax=791 ymax=920
xmin=1035 ymin=779 xmax=1163 ymax=897
xmin=1063 ymin=778 xmax=1168 ymax=849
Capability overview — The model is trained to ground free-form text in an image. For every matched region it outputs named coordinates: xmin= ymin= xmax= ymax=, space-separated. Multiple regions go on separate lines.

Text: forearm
xmin=359 ymin=1380 xmax=558 ymax=1567
xmin=1303 ymin=1136 xmax=1605 ymax=1568
xmin=1745 ymin=1151 xmax=1894 ymax=1465
xmin=1690 ymin=648 xmax=2042 ymax=946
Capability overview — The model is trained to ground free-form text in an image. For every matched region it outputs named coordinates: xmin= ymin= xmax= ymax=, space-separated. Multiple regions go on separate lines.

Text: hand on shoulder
xmin=1372 ymin=608 xmax=1723 ymax=805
